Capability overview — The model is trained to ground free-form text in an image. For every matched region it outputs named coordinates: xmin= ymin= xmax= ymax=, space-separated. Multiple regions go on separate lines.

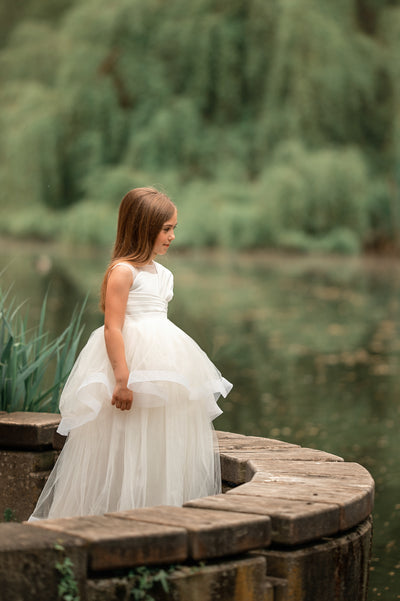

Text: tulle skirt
xmin=29 ymin=316 xmax=232 ymax=520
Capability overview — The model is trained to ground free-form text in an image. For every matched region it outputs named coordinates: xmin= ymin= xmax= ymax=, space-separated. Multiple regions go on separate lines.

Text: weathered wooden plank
xmin=222 ymin=448 xmax=343 ymax=462
xmin=30 ymin=514 xmax=188 ymax=571
xmin=220 ymin=448 xmax=344 ymax=484
xmin=184 ymin=493 xmax=340 ymax=545
xmin=247 ymin=460 xmax=373 ymax=484
xmin=217 ymin=437 xmax=300 ymax=452
xmin=106 ymin=505 xmax=271 ymax=560
xmin=216 ymin=430 xmax=246 ymax=439
xmin=228 ymin=474 xmax=373 ymax=531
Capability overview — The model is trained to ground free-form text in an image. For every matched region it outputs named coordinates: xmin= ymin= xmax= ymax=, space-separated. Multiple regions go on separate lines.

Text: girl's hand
xmin=111 ymin=384 xmax=133 ymax=411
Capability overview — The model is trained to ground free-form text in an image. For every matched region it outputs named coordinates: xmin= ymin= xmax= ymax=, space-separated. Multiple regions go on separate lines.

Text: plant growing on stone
xmin=128 ymin=565 xmax=174 ymax=601
xmin=0 ymin=287 xmax=85 ymax=412
xmin=54 ymin=544 xmax=80 ymax=601
xmin=3 ymin=508 xmax=17 ymax=522
xmin=128 ymin=562 xmax=207 ymax=600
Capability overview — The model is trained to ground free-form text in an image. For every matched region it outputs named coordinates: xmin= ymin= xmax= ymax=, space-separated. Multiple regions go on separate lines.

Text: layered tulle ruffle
xmin=57 ymin=316 xmax=231 ymax=436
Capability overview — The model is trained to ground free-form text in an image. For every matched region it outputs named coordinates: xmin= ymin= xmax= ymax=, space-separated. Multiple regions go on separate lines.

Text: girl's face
xmin=152 ymin=209 xmax=178 ymax=258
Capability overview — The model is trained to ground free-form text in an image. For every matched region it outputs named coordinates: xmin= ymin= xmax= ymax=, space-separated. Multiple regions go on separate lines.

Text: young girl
xmin=29 ymin=187 xmax=232 ymax=520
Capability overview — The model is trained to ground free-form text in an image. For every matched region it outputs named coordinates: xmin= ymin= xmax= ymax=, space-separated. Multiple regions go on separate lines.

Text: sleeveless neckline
xmin=113 ymin=261 xmax=159 ymax=275
xmin=138 ymin=262 xmax=158 ymax=275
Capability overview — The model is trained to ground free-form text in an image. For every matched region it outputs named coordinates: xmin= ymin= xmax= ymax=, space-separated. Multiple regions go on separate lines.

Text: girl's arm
xmin=104 ymin=267 xmax=133 ymax=411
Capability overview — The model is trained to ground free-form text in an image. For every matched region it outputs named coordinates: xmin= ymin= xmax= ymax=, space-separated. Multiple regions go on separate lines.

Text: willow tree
xmin=0 ymin=0 xmax=399 ymax=250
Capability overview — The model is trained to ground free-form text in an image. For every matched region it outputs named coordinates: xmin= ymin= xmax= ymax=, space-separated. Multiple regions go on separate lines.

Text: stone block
xmin=0 ymin=449 xmax=57 ymax=521
xmin=261 ymin=518 xmax=372 ymax=601
xmin=220 ymin=453 xmax=249 ymax=484
xmin=263 ymin=579 xmax=274 ymax=601
xmin=31 ymin=514 xmax=188 ymax=572
xmin=0 ymin=522 xmax=87 ymax=601
xmin=108 ymin=505 xmax=271 ymax=561
xmin=53 ymin=430 xmax=67 ymax=450
xmin=265 ymin=576 xmax=288 ymax=601
xmin=220 ymin=447 xmax=343 ymax=485
xmin=184 ymin=493 xmax=340 ymax=545
xmin=0 ymin=412 xmax=61 ymax=450
xmin=163 ymin=554 xmax=267 ymax=601
xmin=86 ymin=555 xmax=268 ymax=601
xmin=230 ymin=465 xmax=374 ymax=532
xmin=249 ymin=460 xmax=373 ymax=484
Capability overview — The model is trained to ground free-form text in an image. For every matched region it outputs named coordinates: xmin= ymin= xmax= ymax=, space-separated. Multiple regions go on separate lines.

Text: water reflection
xmin=1 ymin=240 xmax=399 ymax=600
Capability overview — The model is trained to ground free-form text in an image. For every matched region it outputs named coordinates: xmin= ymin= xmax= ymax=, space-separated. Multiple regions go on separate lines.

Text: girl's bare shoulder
xmin=109 ymin=262 xmax=136 ymax=287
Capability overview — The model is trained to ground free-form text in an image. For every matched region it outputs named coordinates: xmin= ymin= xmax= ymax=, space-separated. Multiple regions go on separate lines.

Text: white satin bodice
xmin=113 ymin=262 xmax=173 ymax=320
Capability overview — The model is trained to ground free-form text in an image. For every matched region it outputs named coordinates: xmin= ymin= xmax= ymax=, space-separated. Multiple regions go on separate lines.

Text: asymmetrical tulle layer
xmin=57 ymin=316 xmax=231 ymax=436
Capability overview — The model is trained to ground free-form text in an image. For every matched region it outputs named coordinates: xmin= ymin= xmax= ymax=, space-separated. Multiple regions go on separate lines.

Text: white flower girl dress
xmin=29 ymin=261 xmax=232 ymax=520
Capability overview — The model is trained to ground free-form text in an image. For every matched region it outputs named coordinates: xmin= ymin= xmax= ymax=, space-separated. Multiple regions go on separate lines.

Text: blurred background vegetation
xmin=0 ymin=0 xmax=399 ymax=254
xmin=1 ymin=3 xmax=400 ymax=597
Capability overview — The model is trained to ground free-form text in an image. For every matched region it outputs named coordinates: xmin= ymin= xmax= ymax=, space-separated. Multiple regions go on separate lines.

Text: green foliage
xmin=61 ymin=202 xmax=117 ymax=246
xmin=127 ymin=562 xmax=206 ymax=600
xmin=276 ymin=228 xmax=361 ymax=255
xmin=54 ymin=544 xmax=80 ymax=601
xmin=257 ymin=0 xmax=389 ymax=151
xmin=0 ymin=206 xmax=60 ymax=241
xmin=0 ymin=287 xmax=85 ymax=412
xmin=258 ymin=142 xmax=370 ymax=243
xmin=0 ymin=0 xmax=399 ymax=251
xmin=3 ymin=508 xmax=17 ymax=522
xmin=0 ymin=0 xmax=75 ymax=49
xmin=128 ymin=565 xmax=173 ymax=601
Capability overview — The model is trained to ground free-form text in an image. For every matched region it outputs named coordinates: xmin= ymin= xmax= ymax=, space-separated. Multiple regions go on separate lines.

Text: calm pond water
xmin=1 ymin=238 xmax=400 ymax=601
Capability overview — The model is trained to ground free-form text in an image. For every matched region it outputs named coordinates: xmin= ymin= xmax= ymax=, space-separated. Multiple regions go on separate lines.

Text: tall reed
xmin=0 ymin=287 xmax=85 ymax=412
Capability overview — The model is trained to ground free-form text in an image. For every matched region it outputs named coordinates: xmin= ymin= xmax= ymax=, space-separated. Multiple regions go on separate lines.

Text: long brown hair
xmin=100 ymin=187 xmax=176 ymax=311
